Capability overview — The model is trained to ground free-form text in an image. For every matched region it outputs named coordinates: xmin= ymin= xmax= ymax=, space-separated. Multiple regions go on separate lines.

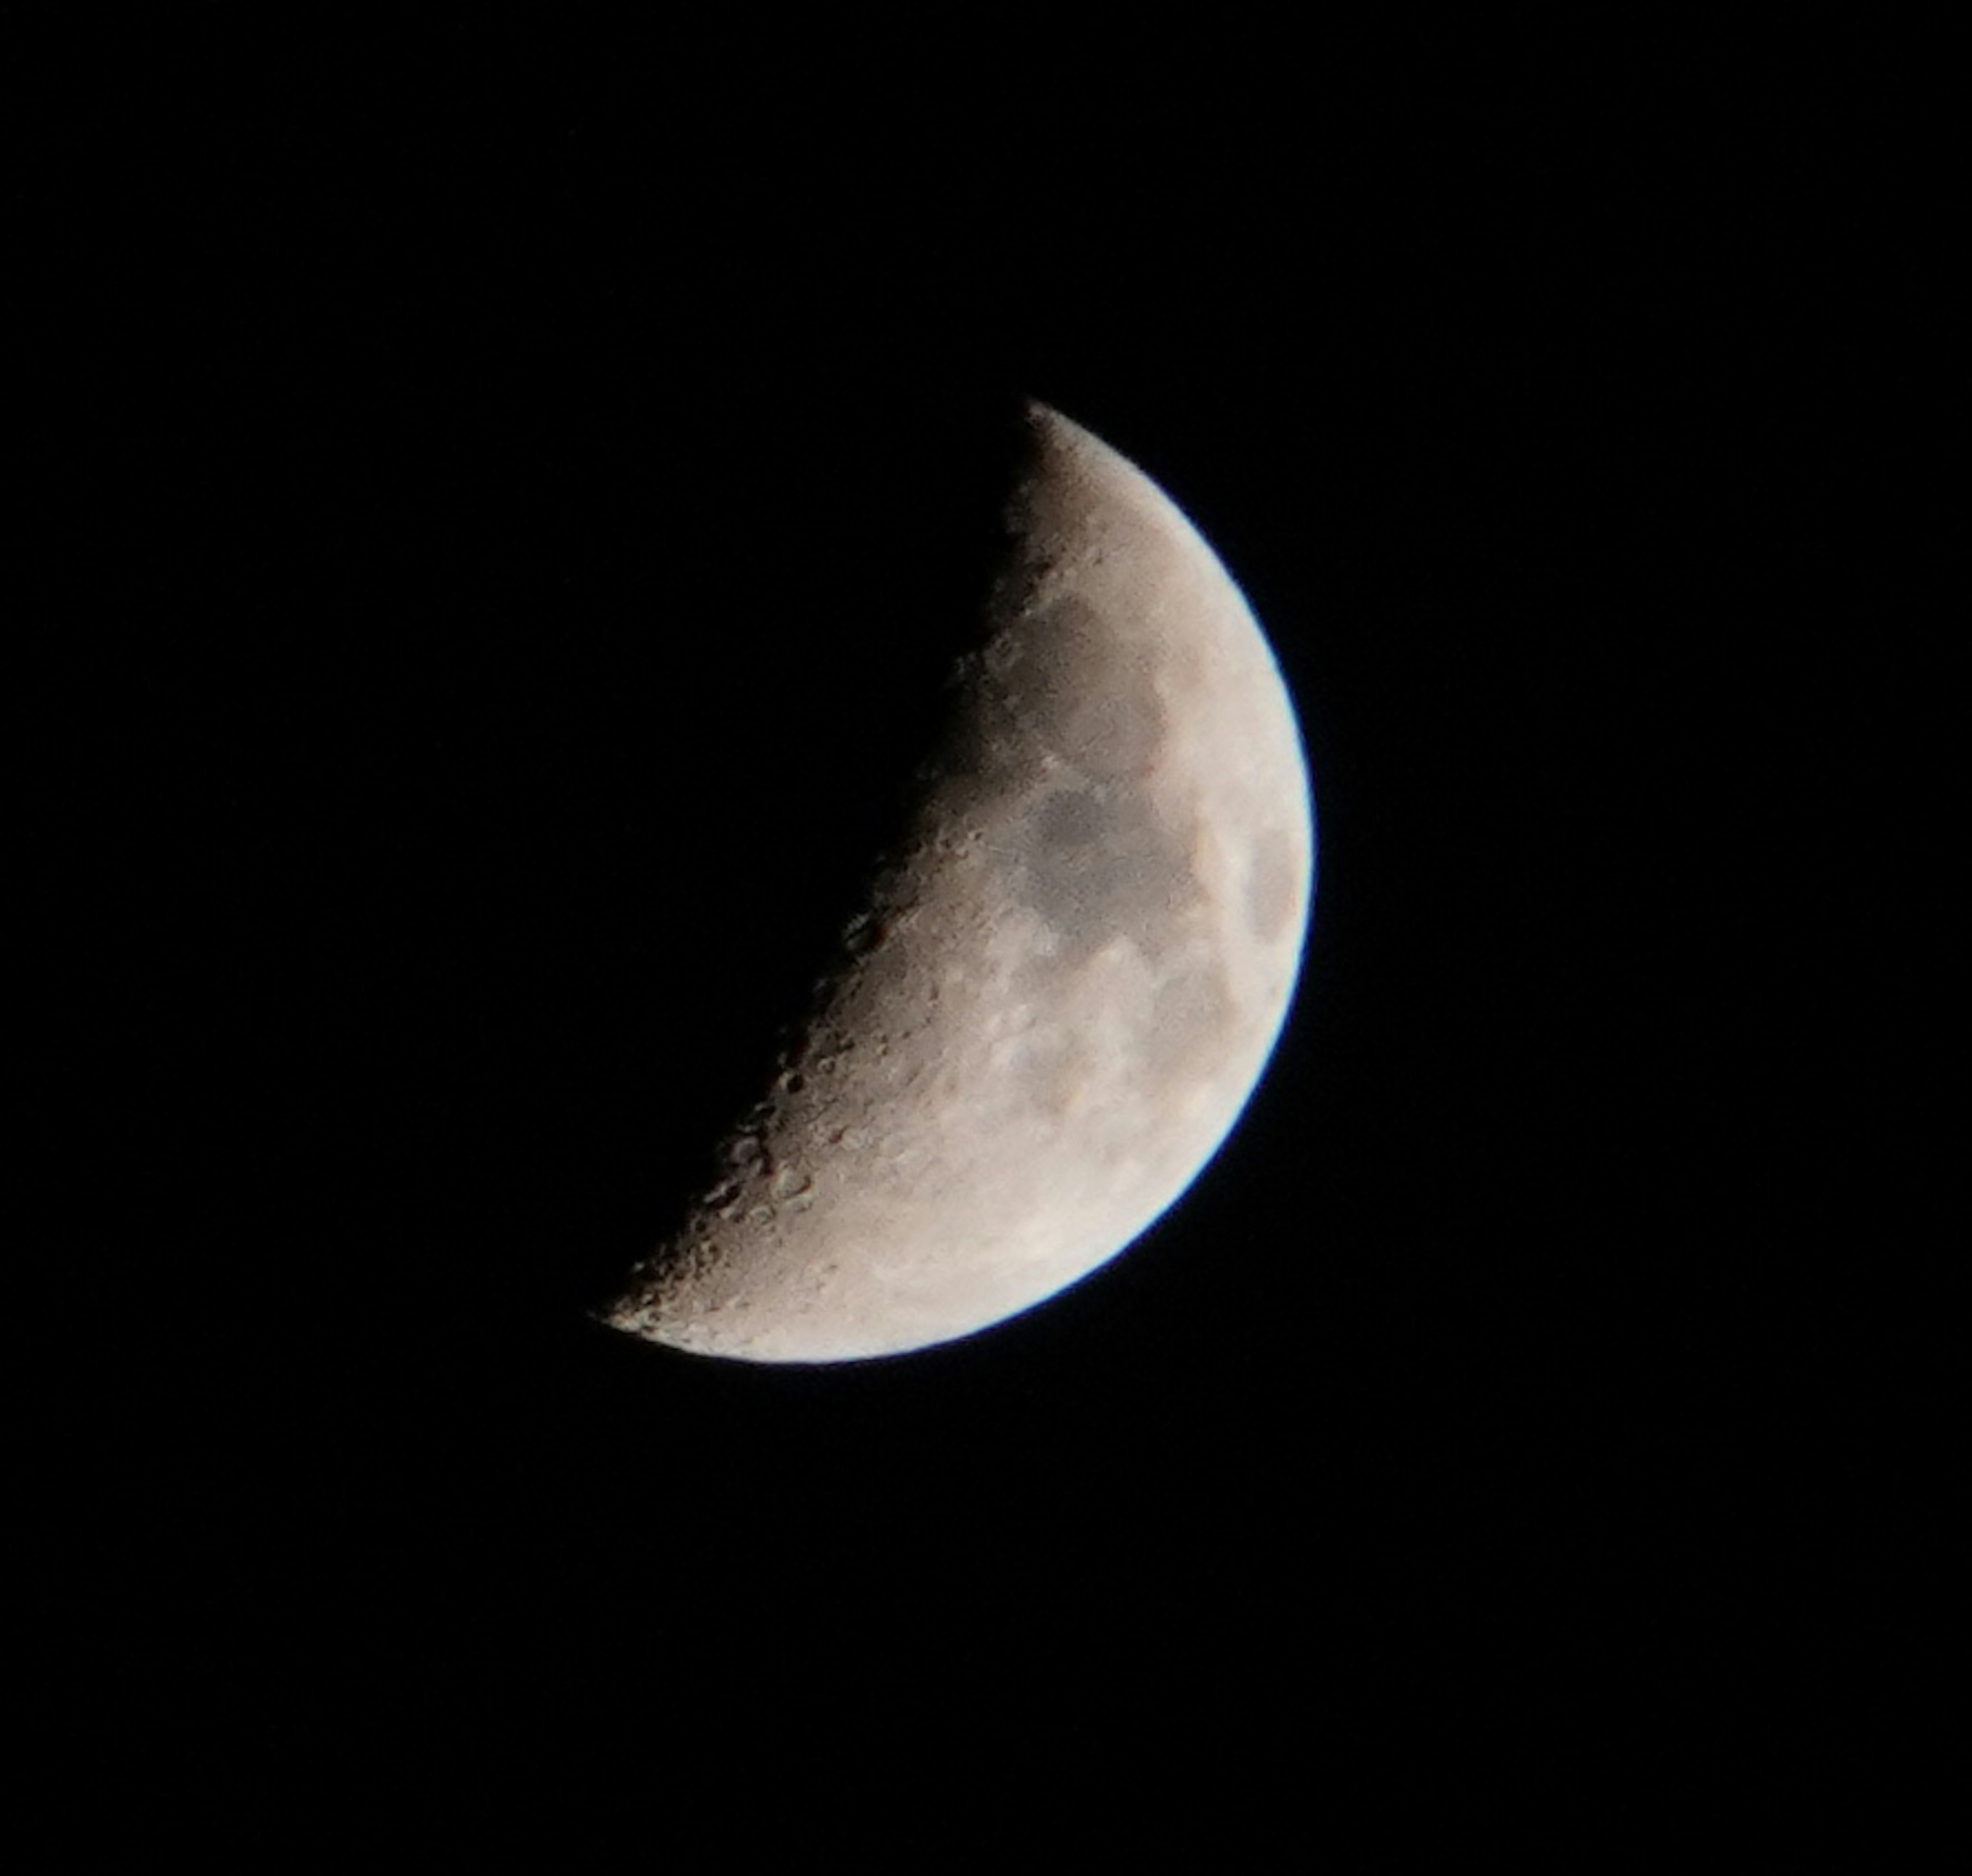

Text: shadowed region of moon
xmin=604 ymin=402 xmax=1315 ymax=1363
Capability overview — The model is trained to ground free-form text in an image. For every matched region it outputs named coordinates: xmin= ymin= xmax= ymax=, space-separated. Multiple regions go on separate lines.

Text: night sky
xmin=22 ymin=17 xmax=1928 ymax=1855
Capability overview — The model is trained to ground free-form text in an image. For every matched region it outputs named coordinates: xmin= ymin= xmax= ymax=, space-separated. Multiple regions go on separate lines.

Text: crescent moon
xmin=605 ymin=402 xmax=1314 ymax=1362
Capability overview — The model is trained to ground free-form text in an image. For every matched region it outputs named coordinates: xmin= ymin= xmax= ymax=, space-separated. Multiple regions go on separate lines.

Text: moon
xmin=604 ymin=402 xmax=1314 ymax=1363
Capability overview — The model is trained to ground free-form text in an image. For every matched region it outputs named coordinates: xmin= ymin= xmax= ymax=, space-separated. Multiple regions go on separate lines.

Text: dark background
xmin=19 ymin=16 xmax=1936 ymax=1855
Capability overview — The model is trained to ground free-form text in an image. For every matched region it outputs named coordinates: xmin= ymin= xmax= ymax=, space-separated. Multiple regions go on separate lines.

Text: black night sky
xmin=21 ymin=17 xmax=1933 ymax=1857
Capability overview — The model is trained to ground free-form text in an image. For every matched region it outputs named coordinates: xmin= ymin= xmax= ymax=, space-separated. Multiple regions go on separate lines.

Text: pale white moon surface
xmin=605 ymin=403 xmax=1314 ymax=1362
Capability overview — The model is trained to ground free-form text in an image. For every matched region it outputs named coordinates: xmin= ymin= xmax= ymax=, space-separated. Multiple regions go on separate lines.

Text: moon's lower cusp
xmin=606 ymin=404 xmax=1313 ymax=1363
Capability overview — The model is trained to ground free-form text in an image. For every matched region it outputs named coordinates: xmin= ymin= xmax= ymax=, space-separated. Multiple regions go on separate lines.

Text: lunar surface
xmin=604 ymin=403 xmax=1314 ymax=1362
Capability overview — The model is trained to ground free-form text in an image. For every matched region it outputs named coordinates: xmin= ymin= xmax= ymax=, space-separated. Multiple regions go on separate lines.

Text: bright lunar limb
xmin=605 ymin=402 xmax=1315 ymax=1363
